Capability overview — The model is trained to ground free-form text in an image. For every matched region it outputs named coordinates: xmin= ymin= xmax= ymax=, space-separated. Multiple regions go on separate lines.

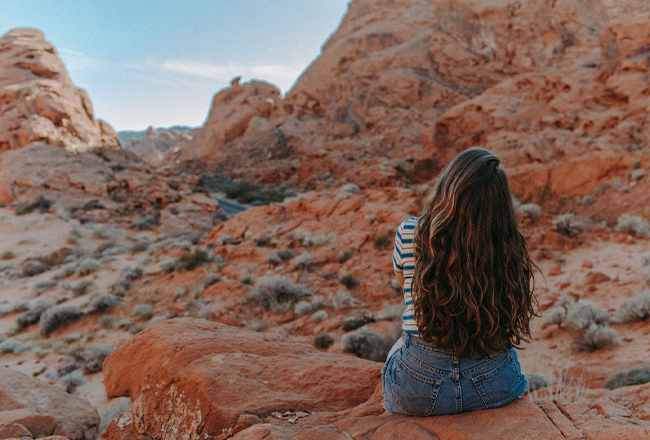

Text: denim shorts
xmin=381 ymin=333 xmax=528 ymax=416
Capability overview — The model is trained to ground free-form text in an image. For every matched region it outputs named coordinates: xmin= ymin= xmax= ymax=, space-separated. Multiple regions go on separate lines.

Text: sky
xmin=0 ymin=1 xmax=351 ymax=131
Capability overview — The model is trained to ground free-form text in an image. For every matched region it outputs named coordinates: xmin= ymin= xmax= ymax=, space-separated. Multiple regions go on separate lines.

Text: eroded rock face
xmin=0 ymin=28 xmax=120 ymax=152
xmin=0 ymin=367 xmax=99 ymax=440
xmin=102 ymin=319 xmax=650 ymax=440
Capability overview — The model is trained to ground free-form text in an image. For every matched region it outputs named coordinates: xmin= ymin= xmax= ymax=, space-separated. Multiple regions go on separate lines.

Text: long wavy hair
xmin=411 ymin=147 xmax=540 ymax=358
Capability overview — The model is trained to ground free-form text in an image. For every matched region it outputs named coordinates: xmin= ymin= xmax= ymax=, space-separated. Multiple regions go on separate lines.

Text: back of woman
xmin=381 ymin=147 xmax=539 ymax=416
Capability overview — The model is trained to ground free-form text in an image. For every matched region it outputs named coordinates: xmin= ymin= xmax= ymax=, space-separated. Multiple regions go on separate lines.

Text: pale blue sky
xmin=1 ymin=1 xmax=350 ymax=130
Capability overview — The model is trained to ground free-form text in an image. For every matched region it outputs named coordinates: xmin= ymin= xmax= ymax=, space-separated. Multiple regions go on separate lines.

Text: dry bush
xmin=615 ymin=213 xmax=649 ymax=236
xmin=573 ymin=323 xmax=616 ymax=351
xmin=553 ymin=213 xmax=582 ymax=236
xmin=293 ymin=252 xmax=314 ymax=270
xmin=517 ymin=203 xmax=542 ymax=220
xmin=614 ymin=291 xmax=650 ymax=323
xmin=314 ymin=332 xmax=334 ymax=349
xmin=40 ymin=305 xmax=83 ymax=336
xmin=342 ymin=329 xmax=397 ymax=362
xmin=246 ymin=276 xmax=312 ymax=313
xmin=604 ymin=366 xmax=650 ymax=390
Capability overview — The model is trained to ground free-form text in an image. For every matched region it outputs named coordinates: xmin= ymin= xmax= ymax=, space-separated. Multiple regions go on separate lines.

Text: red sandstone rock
xmin=0 ymin=368 xmax=99 ymax=440
xmin=0 ymin=29 xmax=119 ymax=152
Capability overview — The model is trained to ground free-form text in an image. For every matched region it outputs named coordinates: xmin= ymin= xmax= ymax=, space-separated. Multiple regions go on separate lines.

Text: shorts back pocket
xmin=392 ymin=358 xmax=442 ymax=416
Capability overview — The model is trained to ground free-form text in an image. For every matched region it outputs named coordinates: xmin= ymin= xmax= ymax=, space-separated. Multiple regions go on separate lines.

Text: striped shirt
xmin=393 ymin=216 xmax=420 ymax=336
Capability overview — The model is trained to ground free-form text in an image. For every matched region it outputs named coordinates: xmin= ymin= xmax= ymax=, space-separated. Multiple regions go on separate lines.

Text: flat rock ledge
xmin=101 ymin=318 xmax=650 ymax=440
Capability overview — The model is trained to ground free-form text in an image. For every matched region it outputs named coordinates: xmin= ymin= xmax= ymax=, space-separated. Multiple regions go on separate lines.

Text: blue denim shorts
xmin=381 ymin=333 xmax=528 ymax=416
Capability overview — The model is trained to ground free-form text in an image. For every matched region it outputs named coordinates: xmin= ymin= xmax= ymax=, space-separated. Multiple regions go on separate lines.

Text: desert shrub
xmin=293 ymin=252 xmax=313 ymax=270
xmin=314 ymin=332 xmax=334 ymax=349
xmin=13 ymin=196 xmax=52 ymax=215
xmin=268 ymin=247 xmax=295 ymax=265
xmin=294 ymin=300 xmax=313 ymax=316
xmin=374 ymin=234 xmax=390 ymax=249
xmin=615 ymin=214 xmax=649 ymax=236
xmin=16 ymin=301 xmax=53 ymax=329
xmin=342 ymin=329 xmax=397 ymax=362
xmin=377 ymin=304 xmax=405 ymax=321
xmin=178 ymin=249 xmax=210 ymax=271
xmin=88 ymin=293 xmax=119 ymax=314
xmin=40 ymin=305 xmax=83 ymax=336
xmin=22 ymin=260 xmax=49 ymax=277
xmin=604 ymin=366 xmax=650 ymax=390
xmin=131 ymin=241 xmax=150 ymax=253
xmin=525 ymin=374 xmax=551 ymax=392
xmin=239 ymin=271 xmax=255 ymax=285
xmin=220 ymin=179 xmax=287 ymax=204
xmin=338 ymin=248 xmax=353 ymax=263
xmin=342 ymin=314 xmax=375 ymax=332
xmin=291 ymin=231 xmax=330 ymax=247
xmin=122 ymin=266 xmax=144 ymax=281
xmin=578 ymin=195 xmax=593 ymax=206
xmin=338 ymin=183 xmax=360 ymax=200
xmin=110 ymin=279 xmax=132 ymax=297
xmin=614 ymin=291 xmax=650 ymax=323
xmin=53 ymin=263 xmax=77 ymax=279
xmin=565 ymin=300 xmax=610 ymax=329
xmin=544 ymin=307 xmax=567 ymax=327
xmin=246 ymin=276 xmax=312 ymax=313
xmin=1 ymin=250 xmax=15 ymax=260
xmin=517 ymin=204 xmax=542 ymax=220
xmin=32 ymin=281 xmax=57 ymax=296
xmin=312 ymin=310 xmax=329 ymax=322
xmin=71 ymin=280 xmax=94 ymax=297
xmin=338 ymin=272 xmax=359 ymax=289
xmin=132 ymin=304 xmax=154 ymax=320
xmin=98 ymin=315 xmax=116 ymax=328
xmin=71 ymin=345 xmax=114 ymax=374
xmin=0 ymin=301 xmax=28 ymax=318
xmin=553 ymin=213 xmax=581 ymax=236
xmin=254 ymin=236 xmax=273 ymax=247
xmin=324 ymin=289 xmax=362 ymax=309
xmin=573 ymin=323 xmax=616 ymax=351
xmin=77 ymin=258 xmax=100 ymax=275
xmin=158 ymin=257 xmax=180 ymax=273
xmin=58 ymin=370 xmax=85 ymax=393
xmin=0 ymin=339 xmax=27 ymax=354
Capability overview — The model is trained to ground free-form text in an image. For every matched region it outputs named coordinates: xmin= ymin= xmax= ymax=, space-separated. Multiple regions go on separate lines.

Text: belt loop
xmin=404 ymin=333 xmax=410 ymax=347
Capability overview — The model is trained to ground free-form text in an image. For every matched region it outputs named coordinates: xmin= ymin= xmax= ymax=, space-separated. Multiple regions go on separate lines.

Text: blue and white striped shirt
xmin=393 ymin=216 xmax=420 ymax=336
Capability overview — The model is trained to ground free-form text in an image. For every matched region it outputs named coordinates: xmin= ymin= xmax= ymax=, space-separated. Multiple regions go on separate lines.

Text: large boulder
xmin=0 ymin=367 xmax=99 ymax=440
xmin=102 ymin=318 xmax=381 ymax=440
xmin=102 ymin=318 xmax=650 ymax=440
xmin=0 ymin=28 xmax=120 ymax=152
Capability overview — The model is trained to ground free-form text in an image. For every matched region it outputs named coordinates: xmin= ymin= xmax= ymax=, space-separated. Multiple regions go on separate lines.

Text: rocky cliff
xmin=0 ymin=28 xmax=120 ymax=152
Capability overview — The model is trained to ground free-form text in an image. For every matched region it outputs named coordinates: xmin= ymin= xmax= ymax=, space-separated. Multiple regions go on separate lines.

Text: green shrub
xmin=178 ymin=249 xmax=210 ymax=271
xmin=604 ymin=366 xmax=650 ymax=390
xmin=342 ymin=330 xmax=397 ymax=362
xmin=314 ymin=332 xmax=334 ymax=349
xmin=246 ymin=276 xmax=312 ymax=313
xmin=40 ymin=305 xmax=83 ymax=336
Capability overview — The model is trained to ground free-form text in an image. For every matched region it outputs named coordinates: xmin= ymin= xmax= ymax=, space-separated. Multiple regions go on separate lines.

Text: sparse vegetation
xmin=324 ymin=289 xmax=362 ymax=309
xmin=338 ymin=248 xmax=353 ymax=263
xmin=338 ymin=183 xmax=360 ymax=200
xmin=246 ymin=276 xmax=312 ymax=313
xmin=58 ymin=370 xmax=85 ymax=393
xmin=132 ymin=304 xmax=154 ymax=320
xmin=338 ymin=272 xmax=359 ymax=289
xmin=374 ymin=234 xmax=390 ymax=249
xmin=525 ymin=374 xmax=550 ymax=392
xmin=40 ymin=305 xmax=83 ymax=336
xmin=16 ymin=301 xmax=53 ymax=329
xmin=0 ymin=339 xmax=27 ymax=354
xmin=614 ymin=291 xmax=650 ymax=323
xmin=517 ymin=203 xmax=542 ymax=220
xmin=615 ymin=213 xmax=649 ymax=236
xmin=546 ymin=296 xmax=616 ymax=351
xmin=88 ymin=293 xmax=119 ymax=313
xmin=342 ymin=314 xmax=374 ymax=331
xmin=553 ymin=213 xmax=581 ymax=236
xmin=573 ymin=323 xmax=617 ymax=351
xmin=342 ymin=329 xmax=397 ymax=362
xmin=312 ymin=310 xmax=328 ymax=322
xmin=22 ymin=260 xmax=49 ymax=277
xmin=604 ymin=366 xmax=650 ymax=390
xmin=77 ymin=258 xmax=100 ymax=275
xmin=314 ymin=332 xmax=334 ymax=349
xmin=178 ymin=249 xmax=210 ymax=271
xmin=294 ymin=300 xmax=313 ymax=316
xmin=293 ymin=252 xmax=313 ymax=270
xmin=13 ymin=196 xmax=52 ymax=215
xmin=268 ymin=247 xmax=294 ymax=265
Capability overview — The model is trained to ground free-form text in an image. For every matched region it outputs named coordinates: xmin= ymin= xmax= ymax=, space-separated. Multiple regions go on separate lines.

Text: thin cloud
xmin=161 ymin=60 xmax=305 ymax=92
xmin=58 ymin=47 xmax=102 ymax=72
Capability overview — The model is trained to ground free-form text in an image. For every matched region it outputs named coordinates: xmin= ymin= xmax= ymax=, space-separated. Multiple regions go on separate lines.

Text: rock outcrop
xmin=0 ymin=28 xmax=120 ymax=152
xmin=102 ymin=319 xmax=650 ymax=440
xmin=0 ymin=143 xmax=223 ymax=231
xmin=0 ymin=367 xmax=99 ymax=439
xmin=124 ymin=127 xmax=193 ymax=167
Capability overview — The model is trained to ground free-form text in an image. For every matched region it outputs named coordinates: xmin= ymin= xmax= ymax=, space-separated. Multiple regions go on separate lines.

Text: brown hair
xmin=412 ymin=147 xmax=540 ymax=358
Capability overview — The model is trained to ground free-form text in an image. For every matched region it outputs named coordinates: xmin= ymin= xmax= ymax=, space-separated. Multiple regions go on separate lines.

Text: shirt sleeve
xmin=392 ymin=222 xmax=404 ymax=273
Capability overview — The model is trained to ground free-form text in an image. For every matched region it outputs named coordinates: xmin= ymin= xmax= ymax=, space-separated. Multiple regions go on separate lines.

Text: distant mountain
xmin=118 ymin=125 xmax=196 ymax=146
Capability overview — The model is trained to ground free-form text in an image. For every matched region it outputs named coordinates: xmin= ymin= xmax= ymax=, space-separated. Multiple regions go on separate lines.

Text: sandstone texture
xmin=101 ymin=319 xmax=650 ymax=440
xmin=0 ymin=28 xmax=120 ymax=152
xmin=0 ymin=367 xmax=99 ymax=439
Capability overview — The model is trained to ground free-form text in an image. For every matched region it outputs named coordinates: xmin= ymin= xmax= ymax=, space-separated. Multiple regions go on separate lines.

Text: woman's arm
xmin=395 ymin=271 xmax=405 ymax=289
xmin=393 ymin=222 xmax=405 ymax=290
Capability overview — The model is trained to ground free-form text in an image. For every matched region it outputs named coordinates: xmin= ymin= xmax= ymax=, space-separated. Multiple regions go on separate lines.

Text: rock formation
xmin=0 ymin=28 xmax=120 ymax=152
xmin=0 ymin=367 xmax=100 ymax=439
xmin=101 ymin=319 xmax=650 ymax=440
xmin=124 ymin=127 xmax=194 ymax=167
